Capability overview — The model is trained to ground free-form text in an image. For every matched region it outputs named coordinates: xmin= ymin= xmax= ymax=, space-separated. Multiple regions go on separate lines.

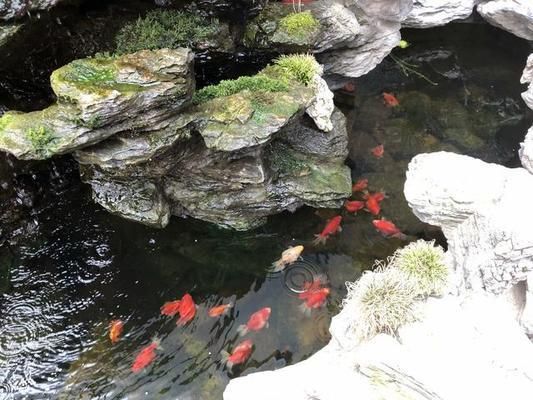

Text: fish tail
xmin=312 ymin=234 xmax=326 ymax=246
xmin=298 ymin=303 xmax=312 ymax=317
xmin=225 ymin=303 xmax=234 ymax=314
xmin=236 ymin=324 xmax=248 ymax=337
xmin=271 ymin=259 xmax=284 ymax=272
xmin=152 ymin=336 xmax=163 ymax=351
xmin=220 ymin=350 xmax=232 ymax=369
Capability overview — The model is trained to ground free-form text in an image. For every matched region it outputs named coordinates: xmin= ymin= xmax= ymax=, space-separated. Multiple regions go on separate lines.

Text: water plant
xmin=278 ymin=11 xmax=320 ymax=41
xmin=390 ymin=240 xmax=448 ymax=297
xmin=115 ymin=10 xmax=219 ymax=54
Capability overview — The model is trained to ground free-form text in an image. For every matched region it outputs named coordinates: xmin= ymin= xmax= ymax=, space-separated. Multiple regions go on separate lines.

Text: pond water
xmin=0 ymin=20 xmax=531 ymax=400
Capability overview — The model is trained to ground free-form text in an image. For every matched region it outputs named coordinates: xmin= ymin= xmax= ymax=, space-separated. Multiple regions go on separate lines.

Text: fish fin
xmin=392 ymin=232 xmax=408 ymax=240
xmin=152 ymin=336 xmax=163 ymax=351
xmin=312 ymin=234 xmax=326 ymax=246
xmin=236 ymin=324 xmax=248 ymax=337
xmin=298 ymin=303 xmax=312 ymax=317
xmin=337 ymin=226 xmax=342 ymax=233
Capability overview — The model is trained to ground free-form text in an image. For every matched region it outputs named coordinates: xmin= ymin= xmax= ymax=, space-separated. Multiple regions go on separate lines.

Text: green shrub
xmin=278 ymin=11 xmax=320 ymax=40
xmin=26 ymin=125 xmax=55 ymax=151
xmin=345 ymin=267 xmax=417 ymax=342
xmin=193 ymin=75 xmax=289 ymax=104
xmin=115 ymin=10 xmax=219 ymax=54
xmin=391 ymin=240 xmax=448 ymax=296
xmin=272 ymin=54 xmax=320 ymax=86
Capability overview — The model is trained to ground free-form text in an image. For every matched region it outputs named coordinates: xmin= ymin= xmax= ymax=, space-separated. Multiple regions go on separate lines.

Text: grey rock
xmin=305 ymin=73 xmax=335 ymax=132
xmin=519 ymin=126 xmax=533 ymax=174
xmin=0 ymin=22 xmax=22 ymax=47
xmin=404 ymin=151 xmax=533 ymax=294
xmin=0 ymin=0 xmax=68 ymax=20
xmin=521 ymin=54 xmax=533 ymax=111
xmin=477 ymin=0 xmax=533 ymax=40
xmin=403 ymin=0 xmax=477 ymax=28
xmin=351 ymin=0 xmax=414 ymax=22
xmin=312 ymin=1 xmax=361 ymax=53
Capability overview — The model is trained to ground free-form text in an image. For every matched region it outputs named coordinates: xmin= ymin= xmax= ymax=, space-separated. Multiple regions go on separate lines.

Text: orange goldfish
xmin=299 ymin=287 xmax=330 ymax=316
xmin=131 ymin=338 xmax=161 ymax=373
xmin=160 ymin=300 xmax=181 ymax=317
xmin=272 ymin=245 xmax=304 ymax=272
xmin=208 ymin=303 xmax=233 ymax=318
xmin=177 ymin=293 xmax=197 ymax=326
xmin=345 ymin=200 xmax=365 ymax=213
xmin=371 ymin=144 xmax=384 ymax=158
xmin=352 ymin=178 xmax=368 ymax=192
xmin=372 ymin=218 xmax=406 ymax=239
xmin=364 ymin=192 xmax=387 ymax=204
xmin=312 ymin=215 xmax=342 ymax=245
xmin=237 ymin=307 xmax=271 ymax=336
xmin=221 ymin=339 xmax=253 ymax=370
xmin=109 ymin=319 xmax=124 ymax=344
xmin=365 ymin=195 xmax=381 ymax=215
xmin=383 ymin=92 xmax=399 ymax=107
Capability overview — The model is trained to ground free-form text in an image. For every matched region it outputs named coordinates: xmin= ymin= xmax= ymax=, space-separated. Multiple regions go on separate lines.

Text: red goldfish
xmin=208 ymin=303 xmax=233 ymax=318
xmin=383 ymin=92 xmax=399 ymax=107
xmin=298 ymin=276 xmax=327 ymax=299
xmin=342 ymin=82 xmax=356 ymax=92
xmin=364 ymin=192 xmax=387 ymax=204
xmin=371 ymin=144 xmax=384 ymax=158
xmin=221 ymin=339 xmax=253 ymax=370
xmin=131 ymin=338 xmax=161 ymax=373
xmin=312 ymin=215 xmax=342 ymax=245
xmin=352 ymin=178 xmax=368 ymax=192
xmin=365 ymin=195 xmax=381 ymax=215
xmin=160 ymin=300 xmax=181 ymax=316
xmin=177 ymin=293 xmax=197 ymax=326
xmin=272 ymin=245 xmax=304 ymax=272
xmin=345 ymin=200 xmax=365 ymax=213
xmin=237 ymin=307 xmax=271 ymax=336
xmin=109 ymin=319 xmax=124 ymax=344
xmin=372 ymin=218 xmax=407 ymax=240
xmin=299 ymin=287 xmax=330 ymax=316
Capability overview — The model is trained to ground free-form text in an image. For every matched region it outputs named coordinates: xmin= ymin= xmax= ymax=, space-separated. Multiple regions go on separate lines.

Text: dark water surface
xmin=0 ymin=20 xmax=531 ymax=400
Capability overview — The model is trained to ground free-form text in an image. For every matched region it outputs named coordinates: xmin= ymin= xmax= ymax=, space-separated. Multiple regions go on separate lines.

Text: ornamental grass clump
xmin=278 ymin=11 xmax=320 ymax=40
xmin=345 ymin=266 xmax=418 ymax=342
xmin=273 ymin=54 xmax=320 ymax=86
xmin=391 ymin=239 xmax=448 ymax=297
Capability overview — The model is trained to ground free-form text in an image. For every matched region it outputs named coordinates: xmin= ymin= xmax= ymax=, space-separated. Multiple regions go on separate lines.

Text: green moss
xmin=278 ymin=11 xmax=320 ymax=40
xmin=26 ymin=125 xmax=55 ymax=154
xmin=250 ymin=94 xmax=299 ymax=124
xmin=271 ymin=54 xmax=320 ymax=86
xmin=193 ymin=75 xmax=289 ymax=104
xmin=62 ymin=60 xmax=116 ymax=85
xmin=268 ymin=141 xmax=310 ymax=176
xmin=115 ymin=10 xmax=219 ymax=54
xmin=0 ymin=114 xmax=13 ymax=134
xmin=71 ymin=115 xmax=103 ymax=129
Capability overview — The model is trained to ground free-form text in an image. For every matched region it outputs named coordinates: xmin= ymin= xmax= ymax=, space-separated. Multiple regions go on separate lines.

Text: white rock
xmin=522 ymin=273 xmax=533 ymax=335
xmin=519 ymin=126 xmax=533 ymax=174
xmin=224 ymin=293 xmax=533 ymax=400
xmin=403 ymin=0 xmax=477 ymax=28
xmin=477 ymin=0 xmax=533 ymax=40
xmin=306 ymin=74 xmax=335 ymax=132
xmin=521 ymin=54 xmax=533 ymax=111
xmin=404 ymin=152 xmax=533 ymax=294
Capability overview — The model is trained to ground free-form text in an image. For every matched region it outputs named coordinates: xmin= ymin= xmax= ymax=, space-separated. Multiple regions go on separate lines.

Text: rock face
xmin=0 ymin=49 xmax=351 ymax=229
xmin=520 ymin=54 xmax=533 ymax=174
xmin=403 ymin=0 xmax=477 ymax=28
xmin=477 ymin=0 xmax=533 ymax=40
xmin=404 ymin=152 xmax=533 ymax=294
xmin=0 ymin=0 xmax=69 ymax=20
xmin=224 ymin=293 xmax=533 ymax=399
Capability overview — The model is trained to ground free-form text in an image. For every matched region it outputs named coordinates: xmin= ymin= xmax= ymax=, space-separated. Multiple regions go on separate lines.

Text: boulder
xmin=0 ymin=22 xmax=22 ymax=47
xmin=403 ymin=0 xmax=477 ymax=28
xmin=477 ymin=0 xmax=533 ymax=41
xmin=0 ymin=0 xmax=70 ymax=20
xmin=521 ymin=54 xmax=533 ymax=111
xmin=224 ymin=293 xmax=533 ymax=399
xmin=404 ymin=151 xmax=533 ymax=294
xmin=0 ymin=48 xmax=195 ymax=159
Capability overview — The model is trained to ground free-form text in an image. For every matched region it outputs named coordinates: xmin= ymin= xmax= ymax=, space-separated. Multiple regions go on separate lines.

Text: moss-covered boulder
xmin=0 ymin=48 xmax=194 ymax=159
xmin=244 ymin=2 xmax=360 ymax=53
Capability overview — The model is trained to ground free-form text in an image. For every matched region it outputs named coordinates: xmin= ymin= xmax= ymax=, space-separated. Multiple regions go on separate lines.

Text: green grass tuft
xmin=115 ymin=10 xmax=219 ymax=54
xmin=345 ymin=267 xmax=418 ymax=342
xmin=391 ymin=240 xmax=448 ymax=297
xmin=272 ymin=54 xmax=320 ymax=86
xmin=278 ymin=11 xmax=320 ymax=40
xmin=193 ymin=75 xmax=289 ymax=104
xmin=26 ymin=125 xmax=55 ymax=153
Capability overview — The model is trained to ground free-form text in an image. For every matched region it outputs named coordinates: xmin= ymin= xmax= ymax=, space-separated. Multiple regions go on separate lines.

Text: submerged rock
xmin=477 ymin=0 xmax=533 ymax=41
xmin=0 ymin=48 xmax=195 ymax=159
xmin=403 ymin=0 xmax=477 ymax=28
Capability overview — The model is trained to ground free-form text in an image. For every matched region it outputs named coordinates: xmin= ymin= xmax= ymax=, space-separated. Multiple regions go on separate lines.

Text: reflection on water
xmin=0 ymin=22 xmax=531 ymax=400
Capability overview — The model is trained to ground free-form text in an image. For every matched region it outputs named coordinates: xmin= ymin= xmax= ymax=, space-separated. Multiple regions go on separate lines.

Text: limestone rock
xmin=477 ymin=0 xmax=533 ymax=41
xmin=305 ymin=74 xmax=335 ymax=132
xmin=404 ymin=151 xmax=533 ymax=294
xmin=520 ymin=126 xmax=533 ymax=174
xmin=0 ymin=48 xmax=194 ymax=159
xmin=352 ymin=0 xmax=414 ymax=22
xmin=403 ymin=0 xmax=477 ymax=28
xmin=0 ymin=0 xmax=68 ymax=20
xmin=521 ymin=54 xmax=533 ymax=111
xmin=224 ymin=294 xmax=533 ymax=400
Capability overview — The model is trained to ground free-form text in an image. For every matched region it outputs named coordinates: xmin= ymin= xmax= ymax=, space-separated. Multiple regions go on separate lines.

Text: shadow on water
xmin=0 ymin=17 xmax=531 ymax=400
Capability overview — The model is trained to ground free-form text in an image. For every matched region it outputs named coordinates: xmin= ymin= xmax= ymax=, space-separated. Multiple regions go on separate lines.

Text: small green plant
xmin=344 ymin=267 xmax=417 ymax=342
xmin=278 ymin=11 xmax=320 ymax=40
xmin=391 ymin=240 xmax=448 ymax=297
xmin=26 ymin=125 xmax=55 ymax=151
xmin=273 ymin=54 xmax=320 ymax=86
xmin=193 ymin=75 xmax=289 ymax=104
xmin=115 ymin=10 xmax=219 ymax=54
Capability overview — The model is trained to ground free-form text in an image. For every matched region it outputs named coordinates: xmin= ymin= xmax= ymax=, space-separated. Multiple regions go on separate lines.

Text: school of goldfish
xmin=106 ymin=90 xmax=407 ymax=376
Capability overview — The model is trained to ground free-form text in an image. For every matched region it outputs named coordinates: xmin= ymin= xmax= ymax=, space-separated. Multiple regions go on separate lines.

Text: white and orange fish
xmin=272 ymin=245 xmax=304 ymax=272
